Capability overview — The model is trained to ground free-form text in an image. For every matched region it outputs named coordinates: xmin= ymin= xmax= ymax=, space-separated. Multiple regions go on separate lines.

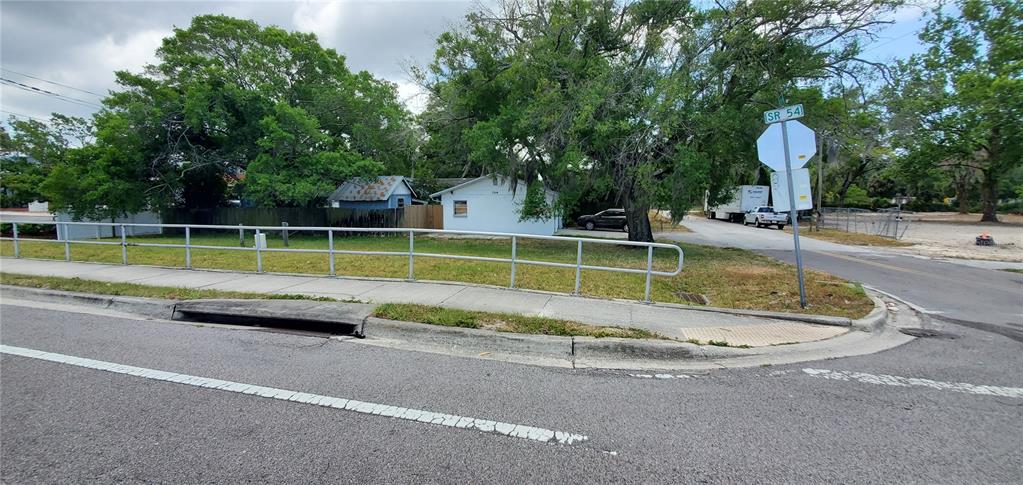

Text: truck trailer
xmin=706 ymin=185 xmax=770 ymax=222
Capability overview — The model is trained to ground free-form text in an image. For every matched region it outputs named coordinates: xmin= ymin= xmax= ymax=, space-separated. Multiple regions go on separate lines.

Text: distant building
xmin=429 ymin=175 xmax=561 ymax=235
xmin=327 ymin=176 xmax=417 ymax=209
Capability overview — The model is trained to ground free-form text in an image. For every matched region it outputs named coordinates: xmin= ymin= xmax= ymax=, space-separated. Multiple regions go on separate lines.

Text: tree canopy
xmin=888 ymin=0 xmax=1023 ymax=222
xmin=5 ymin=3 xmax=1021 ymax=228
xmin=37 ymin=15 xmax=414 ymax=218
xmin=417 ymin=0 xmax=902 ymax=240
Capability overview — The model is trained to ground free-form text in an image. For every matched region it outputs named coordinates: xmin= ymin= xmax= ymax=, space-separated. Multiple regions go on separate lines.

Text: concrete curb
xmin=852 ymin=294 xmax=888 ymax=332
xmin=1 ymin=285 xmax=176 ymax=320
xmin=0 ymin=285 xmax=760 ymax=363
xmin=364 ymin=317 xmax=574 ymax=361
xmin=572 ymin=336 xmax=747 ymax=361
xmin=364 ymin=317 xmax=750 ymax=364
xmin=0 ymin=284 xmax=894 ymax=368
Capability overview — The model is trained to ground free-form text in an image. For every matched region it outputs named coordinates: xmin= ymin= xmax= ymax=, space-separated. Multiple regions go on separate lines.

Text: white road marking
xmin=0 ymin=344 xmax=588 ymax=445
xmin=802 ymin=368 xmax=1023 ymax=398
xmin=629 ymin=373 xmax=697 ymax=380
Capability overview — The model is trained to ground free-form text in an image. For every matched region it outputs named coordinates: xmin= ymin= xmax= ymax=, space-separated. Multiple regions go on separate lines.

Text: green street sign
xmin=763 ymin=104 xmax=804 ymax=124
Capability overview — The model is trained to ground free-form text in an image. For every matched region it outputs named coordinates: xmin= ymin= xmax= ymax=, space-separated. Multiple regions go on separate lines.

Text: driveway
xmin=556 ymin=228 xmax=628 ymax=239
xmin=670 ymin=217 xmax=872 ymax=253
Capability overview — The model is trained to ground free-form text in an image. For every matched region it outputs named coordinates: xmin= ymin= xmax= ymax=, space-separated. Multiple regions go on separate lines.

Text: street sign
xmin=771 ymin=168 xmax=814 ymax=211
xmin=763 ymin=104 xmax=804 ymax=124
xmin=756 ymin=120 xmax=817 ymax=172
xmin=759 ymin=103 xmax=813 ymax=309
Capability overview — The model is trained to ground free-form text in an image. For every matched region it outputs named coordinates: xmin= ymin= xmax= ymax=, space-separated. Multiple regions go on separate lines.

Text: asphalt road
xmin=2 ymin=302 xmax=1022 ymax=483
xmin=672 ymin=218 xmax=1023 ymax=337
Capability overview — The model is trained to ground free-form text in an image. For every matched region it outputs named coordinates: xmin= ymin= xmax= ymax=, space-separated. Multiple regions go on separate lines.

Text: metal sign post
xmin=758 ymin=103 xmax=815 ymax=309
xmin=780 ymin=120 xmax=808 ymax=308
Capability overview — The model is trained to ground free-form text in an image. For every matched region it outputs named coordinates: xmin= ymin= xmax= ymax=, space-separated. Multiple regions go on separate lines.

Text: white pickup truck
xmin=743 ymin=206 xmax=789 ymax=229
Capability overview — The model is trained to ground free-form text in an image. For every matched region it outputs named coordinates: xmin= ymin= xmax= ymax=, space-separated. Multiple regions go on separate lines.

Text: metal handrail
xmin=0 ymin=220 xmax=684 ymax=302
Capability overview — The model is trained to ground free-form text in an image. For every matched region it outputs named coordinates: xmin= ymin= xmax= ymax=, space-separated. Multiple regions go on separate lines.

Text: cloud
xmin=1 ymin=1 xmax=474 ymax=123
xmin=73 ymin=29 xmax=168 ymax=82
xmin=292 ymin=1 xmax=344 ymax=44
xmin=395 ymin=80 xmax=428 ymax=115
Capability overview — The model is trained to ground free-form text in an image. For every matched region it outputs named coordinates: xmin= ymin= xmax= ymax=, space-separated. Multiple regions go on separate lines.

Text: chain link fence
xmin=818 ymin=207 xmax=912 ymax=240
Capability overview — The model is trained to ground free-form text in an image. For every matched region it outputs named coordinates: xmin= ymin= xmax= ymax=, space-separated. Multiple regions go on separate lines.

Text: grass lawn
xmin=0 ymin=272 xmax=333 ymax=301
xmin=790 ymin=228 xmax=914 ymax=247
xmin=0 ymin=231 xmax=873 ymax=318
xmin=372 ymin=303 xmax=659 ymax=339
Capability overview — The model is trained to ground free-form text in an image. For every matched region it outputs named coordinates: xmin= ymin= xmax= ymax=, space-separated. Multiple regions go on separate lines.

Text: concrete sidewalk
xmin=0 ymin=258 xmax=851 ymax=346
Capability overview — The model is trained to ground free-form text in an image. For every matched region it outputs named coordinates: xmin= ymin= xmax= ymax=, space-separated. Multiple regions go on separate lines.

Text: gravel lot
xmin=899 ymin=214 xmax=1023 ymax=262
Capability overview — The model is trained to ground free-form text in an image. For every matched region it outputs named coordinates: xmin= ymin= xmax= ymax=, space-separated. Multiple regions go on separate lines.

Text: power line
xmin=0 ymin=109 xmax=50 ymax=123
xmin=861 ymin=30 xmax=919 ymax=54
xmin=0 ymin=68 xmax=105 ymax=97
xmin=0 ymin=77 xmax=103 ymax=109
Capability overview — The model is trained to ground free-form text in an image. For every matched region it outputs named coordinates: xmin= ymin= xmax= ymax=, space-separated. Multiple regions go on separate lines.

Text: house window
xmin=454 ymin=200 xmax=468 ymax=217
xmin=397 ymin=198 xmax=405 ymax=208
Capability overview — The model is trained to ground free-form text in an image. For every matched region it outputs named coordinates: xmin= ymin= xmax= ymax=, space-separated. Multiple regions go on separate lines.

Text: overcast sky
xmin=1 ymin=1 xmax=933 ymax=124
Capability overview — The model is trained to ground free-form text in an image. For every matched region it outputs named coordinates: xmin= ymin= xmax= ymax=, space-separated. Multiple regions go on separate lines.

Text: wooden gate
xmin=402 ymin=205 xmax=443 ymax=229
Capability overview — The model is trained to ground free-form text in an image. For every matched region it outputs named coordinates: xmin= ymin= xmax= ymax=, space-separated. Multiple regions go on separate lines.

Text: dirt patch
xmin=723 ymin=265 xmax=775 ymax=277
xmin=898 ymin=220 xmax=1023 ymax=262
xmin=905 ymin=212 xmax=1023 ymax=225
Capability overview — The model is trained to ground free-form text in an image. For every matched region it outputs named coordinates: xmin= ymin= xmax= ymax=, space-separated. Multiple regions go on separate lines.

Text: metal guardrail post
xmin=407 ymin=229 xmax=415 ymax=281
xmin=282 ymin=222 xmax=289 ymax=247
xmin=574 ymin=240 xmax=582 ymax=295
xmin=239 ymin=224 xmax=244 ymax=247
xmin=120 ymin=224 xmax=128 ymax=265
xmin=255 ymin=229 xmax=263 ymax=272
xmin=644 ymin=246 xmax=653 ymax=303
xmin=184 ymin=226 xmax=192 ymax=269
xmin=328 ymin=229 xmax=335 ymax=276
xmin=63 ymin=224 xmax=70 ymax=261
xmin=510 ymin=236 xmax=517 ymax=288
xmin=12 ymin=222 xmax=19 ymax=258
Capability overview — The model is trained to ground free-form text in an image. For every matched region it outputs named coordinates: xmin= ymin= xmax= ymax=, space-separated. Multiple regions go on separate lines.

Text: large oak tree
xmin=419 ymin=0 xmax=901 ymax=241
xmin=43 ymin=15 xmax=414 ymax=218
xmin=888 ymin=0 xmax=1022 ymax=222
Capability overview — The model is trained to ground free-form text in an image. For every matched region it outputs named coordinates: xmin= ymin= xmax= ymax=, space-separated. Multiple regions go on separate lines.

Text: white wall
xmin=438 ymin=178 xmax=561 ymax=235
xmin=55 ymin=211 xmax=163 ymax=240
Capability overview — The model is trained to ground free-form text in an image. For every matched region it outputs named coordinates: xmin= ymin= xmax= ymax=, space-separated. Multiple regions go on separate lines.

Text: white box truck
xmin=706 ymin=185 xmax=770 ymax=222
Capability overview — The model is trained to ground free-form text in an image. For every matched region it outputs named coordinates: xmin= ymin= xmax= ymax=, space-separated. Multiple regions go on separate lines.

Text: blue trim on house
xmin=334 ymin=194 xmax=411 ymax=209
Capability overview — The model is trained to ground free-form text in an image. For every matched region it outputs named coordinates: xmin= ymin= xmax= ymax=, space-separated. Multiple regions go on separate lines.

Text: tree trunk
xmin=836 ymin=184 xmax=849 ymax=208
xmin=952 ymin=169 xmax=971 ymax=214
xmin=624 ymin=202 xmax=653 ymax=242
xmin=979 ymin=172 xmax=999 ymax=222
xmin=956 ymin=184 xmax=970 ymax=214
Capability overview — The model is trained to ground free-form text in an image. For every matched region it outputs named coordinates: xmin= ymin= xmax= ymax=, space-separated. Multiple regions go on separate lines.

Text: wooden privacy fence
xmin=163 ymin=206 xmax=443 ymax=230
xmin=402 ymin=205 xmax=442 ymax=230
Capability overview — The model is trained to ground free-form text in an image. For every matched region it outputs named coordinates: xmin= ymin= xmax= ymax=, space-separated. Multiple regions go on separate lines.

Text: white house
xmin=429 ymin=176 xmax=561 ymax=235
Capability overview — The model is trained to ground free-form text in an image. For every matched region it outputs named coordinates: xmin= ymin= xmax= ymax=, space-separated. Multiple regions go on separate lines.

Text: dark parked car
xmin=577 ymin=209 xmax=628 ymax=232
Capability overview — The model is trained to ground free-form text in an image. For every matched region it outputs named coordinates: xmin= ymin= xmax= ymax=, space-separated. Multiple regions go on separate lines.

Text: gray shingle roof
xmin=327 ymin=176 xmax=416 ymax=202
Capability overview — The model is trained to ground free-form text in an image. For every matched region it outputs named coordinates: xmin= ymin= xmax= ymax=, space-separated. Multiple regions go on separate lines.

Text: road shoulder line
xmin=0 ymin=343 xmax=589 ymax=445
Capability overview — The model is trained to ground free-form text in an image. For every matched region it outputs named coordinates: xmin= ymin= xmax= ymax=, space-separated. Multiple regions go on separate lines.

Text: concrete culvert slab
xmin=171 ymin=299 xmax=373 ymax=336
